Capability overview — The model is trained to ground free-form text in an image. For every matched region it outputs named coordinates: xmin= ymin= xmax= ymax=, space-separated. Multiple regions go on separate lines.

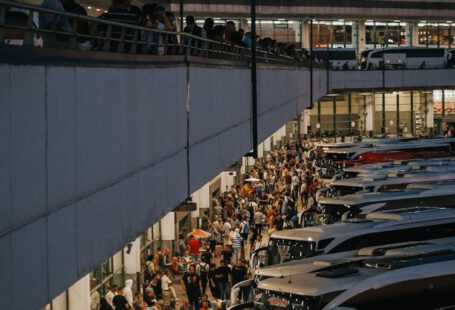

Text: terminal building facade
xmin=3 ymin=1 xmax=455 ymax=309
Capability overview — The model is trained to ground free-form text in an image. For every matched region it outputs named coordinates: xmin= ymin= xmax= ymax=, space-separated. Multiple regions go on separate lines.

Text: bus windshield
xmin=254 ymin=289 xmax=344 ymax=310
xmin=328 ymin=185 xmax=366 ymax=197
xmin=254 ymin=238 xmax=317 ymax=268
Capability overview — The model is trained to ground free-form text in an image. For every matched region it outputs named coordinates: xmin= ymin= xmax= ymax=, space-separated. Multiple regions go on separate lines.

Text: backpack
xmin=198 ymin=262 xmax=209 ymax=280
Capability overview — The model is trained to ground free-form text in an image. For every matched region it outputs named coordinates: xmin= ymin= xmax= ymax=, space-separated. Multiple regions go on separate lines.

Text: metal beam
xmin=251 ymin=0 xmax=258 ymax=158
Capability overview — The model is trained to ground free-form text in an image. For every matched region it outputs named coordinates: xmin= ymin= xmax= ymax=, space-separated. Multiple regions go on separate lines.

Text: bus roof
xmin=258 ymin=250 xmax=455 ymax=298
xmin=270 ymin=208 xmax=455 ymax=242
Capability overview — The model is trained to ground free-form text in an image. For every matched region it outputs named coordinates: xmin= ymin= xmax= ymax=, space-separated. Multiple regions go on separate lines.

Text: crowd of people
xmin=5 ymin=0 xmax=318 ymax=62
xmin=89 ymin=136 xmax=331 ymax=310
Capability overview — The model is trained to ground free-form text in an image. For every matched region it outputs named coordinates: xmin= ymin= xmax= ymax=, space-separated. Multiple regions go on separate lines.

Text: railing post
xmin=70 ymin=17 xmax=78 ymax=48
xmin=103 ymin=24 xmax=111 ymax=52
xmin=0 ymin=5 xmax=6 ymax=44
xmin=130 ymin=29 xmax=138 ymax=53
xmin=22 ymin=10 xmax=34 ymax=46
xmin=117 ymin=27 xmax=125 ymax=53
xmin=185 ymin=37 xmax=191 ymax=56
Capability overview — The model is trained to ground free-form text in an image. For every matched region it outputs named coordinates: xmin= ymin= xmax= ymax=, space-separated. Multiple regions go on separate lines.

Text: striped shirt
xmin=232 ymin=232 xmax=243 ymax=249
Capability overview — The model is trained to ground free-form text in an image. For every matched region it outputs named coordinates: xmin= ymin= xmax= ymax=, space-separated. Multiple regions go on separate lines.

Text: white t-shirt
xmin=161 ymin=274 xmax=172 ymax=291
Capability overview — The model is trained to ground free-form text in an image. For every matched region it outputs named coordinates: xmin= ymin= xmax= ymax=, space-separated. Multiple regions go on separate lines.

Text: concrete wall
xmin=0 ymin=62 xmax=325 ymax=309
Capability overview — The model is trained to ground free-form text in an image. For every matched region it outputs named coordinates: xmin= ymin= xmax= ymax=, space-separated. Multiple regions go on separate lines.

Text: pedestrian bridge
xmin=1 ymin=3 xmax=455 ymax=309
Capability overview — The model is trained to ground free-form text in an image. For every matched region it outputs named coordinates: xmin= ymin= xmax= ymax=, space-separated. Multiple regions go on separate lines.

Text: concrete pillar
xmin=123 ymin=237 xmax=141 ymax=275
xmin=303 ymin=110 xmax=310 ymax=135
xmin=302 ymin=22 xmax=311 ymax=49
xmin=50 ymin=291 xmax=67 ymax=310
xmin=352 ymin=20 xmax=366 ymax=53
xmin=220 ymin=172 xmax=235 ymax=192
xmin=263 ymin=137 xmax=271 ymax=152
xmin=365 ymin=95 xmax=375 ymax=136
xmin=406 ymin=22 xmax=419 ymax=46
xmin=161 ymin=212 xmax=176 ymax=240
xmin=257 ymin=142 xmax=264 ymax=158
xmin=68 ymin=274 xmax=90 ymax=310
xmin=426 ymin=95 xmax=434 ymax=130
xmin=112 ymin=251 xmax=123 ymax=278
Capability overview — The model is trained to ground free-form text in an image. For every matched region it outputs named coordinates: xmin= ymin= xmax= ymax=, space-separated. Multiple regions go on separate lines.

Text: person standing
xmin=105 ymin=284 xmax=118 ymax=309
xmin=161 ymin=269 xmax=173 ymax=309
xmin=231 ymin=260 xmax=247 ymax=286
xmin=187 ymin=235 xmax=200 ymax=261
xmin=231 ymin=228 xmax=243 ymax=263
xmin=124 ymin=279 xmax=134 ymax=309
xmin=181 ymin=265 xmax=202 ymax=310
xmin=133 ymin=291 xmax=147 ymax=310
xmin=196 ymin=260 xmax=210 ymax=295
xmin=113 ymin=287 xmax=132 ymax=310
xmin=215 ymin=260 xmax=231 ymax=300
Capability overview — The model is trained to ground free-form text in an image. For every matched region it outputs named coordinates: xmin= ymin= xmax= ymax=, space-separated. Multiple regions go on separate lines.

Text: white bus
xmin=327 ymin=169 xmax=455 ymax=198
xmin=316 ymin=182 xmax=455 ymax=224
xmin=360 ymin=47 xmax=449 ymax=69
xmin=232 ymin=241 xmax=455 ymax=308
xmin=311 ymin=48 xmax=358 ymax=70
xmin=255 ymin=246 xmax=455 ymax=310
xmin=250 ymin=208 xmax=455 ymax=273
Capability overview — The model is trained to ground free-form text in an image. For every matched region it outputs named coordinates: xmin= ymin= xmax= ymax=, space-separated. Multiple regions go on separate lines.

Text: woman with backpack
xmin=196 ymin=260 xmax=210 ymax=295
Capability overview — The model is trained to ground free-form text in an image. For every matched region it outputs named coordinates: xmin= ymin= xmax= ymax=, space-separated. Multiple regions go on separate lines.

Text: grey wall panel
xmin=47 ymin=204 xmax=78 ymax=298
xmin=189 ymin=138 xmax=220 ymax=192
xmin=0 ymin=235 xmax=12 ymax=310
xmin=0 ymin=65 xmax=11 ymax=234
xmin=75 ymin=67 xmax=124 ymax=196
xmin=75 ymin=175 xmax=138 ymax=276
xmin=47 ymin=67 xmax=77 ymax=209
xmin=137 ymin=162 xmax=167 ymax=230
xmin=165 ymin=150 xmax=189 ymax=209
xmin=10 ymin=66 xmax=46 ymax=226
xmin=11 ymin=218 xmax=48 ymax=310
xmin=189 ymin=66 xmax=251 ymax=145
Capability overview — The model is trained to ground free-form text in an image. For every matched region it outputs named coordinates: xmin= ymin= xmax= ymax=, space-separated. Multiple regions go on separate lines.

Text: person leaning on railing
xmin=40 ymin=0 xmax=72 ymax=48
xmin=140 ymin=4 xmax=173 ymax=55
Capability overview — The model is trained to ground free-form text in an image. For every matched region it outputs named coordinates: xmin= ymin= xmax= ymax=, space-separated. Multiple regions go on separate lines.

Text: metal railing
xmin=0 ymin=0 xmax=306 ymax=66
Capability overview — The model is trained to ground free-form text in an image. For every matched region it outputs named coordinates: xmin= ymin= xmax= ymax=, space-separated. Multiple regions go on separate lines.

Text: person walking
xmin=196 ymin=260 xmax=210 ymax=295
xmin=215 ymin=260 xmax=231 ymax=300
xmin=124 ymin=279 xmax=134 ymax=309
xmin=181 ymin=265 xmax=202 ymax=310
xmin=161 ymin=269 xmax=174 ymax=309
xmin=231 ymin=228 xmax=243 ymax=263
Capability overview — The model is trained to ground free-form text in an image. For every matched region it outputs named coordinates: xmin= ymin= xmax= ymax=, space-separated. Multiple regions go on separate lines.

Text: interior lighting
xmin=87 ymin=6 xmax=92 ymax=9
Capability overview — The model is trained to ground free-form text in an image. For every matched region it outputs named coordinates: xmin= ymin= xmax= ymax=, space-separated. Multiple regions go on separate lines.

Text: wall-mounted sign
xmin=434 ymin=90 xmax=455 ymax=114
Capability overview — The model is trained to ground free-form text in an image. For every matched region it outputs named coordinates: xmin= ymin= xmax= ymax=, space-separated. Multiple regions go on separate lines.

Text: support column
xmin=69 ymin=275 xmax=91 ymax=310
xmin=406 ymin=22 xmax=419 ymax=46
xmin=302 ymin=22 xmax=311 ymax=49
xmin=50 ymin=291 xmax=67 ymax=310
xmin=352 ymin=20 xmax=366 ymax=54
xmin=366 ymin=95 xmax=375 ymax=136
xmin=382 ymin=93 xmax=386 ymax=134
xmin=161 ymin=211 xmax=176 ymax=251
xmin=317 ymin=100 xmax=322 ymax=136
xmin=348 ymin=93 xmax=353 ymax=136
xmin=303 ymin=110 xmax=310 ymax=135
xmin=410 ymin=91 xmax=414 ymax=135
xmin=396 ymin=93 xmax=400 ymax=135
xmin=263 ymin=137 xmax=271 ymax=152
xmin=333 ymin=97 xmax=337 ymax=136
xmin=123 ymin=238 xmax=141 ymax=276
xmin=425 ymin=93 xmax=434 ymax=132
